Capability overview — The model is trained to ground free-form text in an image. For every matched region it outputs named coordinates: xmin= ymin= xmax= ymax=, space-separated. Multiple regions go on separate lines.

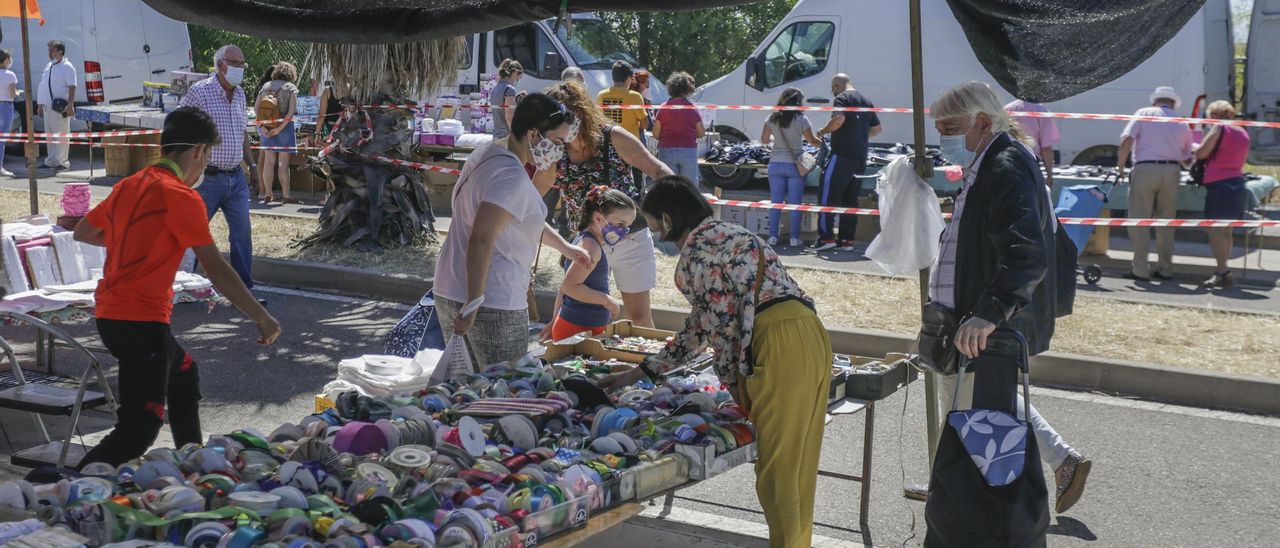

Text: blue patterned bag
xmin=382 ymin=291 xmax=446 ymax=357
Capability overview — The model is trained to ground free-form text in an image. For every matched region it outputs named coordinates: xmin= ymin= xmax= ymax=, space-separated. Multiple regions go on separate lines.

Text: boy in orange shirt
xmin=74 ymin=107 xmax=280 ymax=467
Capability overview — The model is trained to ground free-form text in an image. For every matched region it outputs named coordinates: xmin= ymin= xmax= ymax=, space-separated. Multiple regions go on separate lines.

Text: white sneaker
xmin=790 ymin=237 xmax=802 ymax=248
xmin=0 ymin=168 xmax=13 ymax=178
xmin=767 ymin=236 xmax=778 ymax=246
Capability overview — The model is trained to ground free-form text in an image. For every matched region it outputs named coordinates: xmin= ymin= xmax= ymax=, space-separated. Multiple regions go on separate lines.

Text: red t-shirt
xmin=86 ymin=164 xmax=214 ymax=323
xmin=655 ymin=97 xmax=702 ymax=149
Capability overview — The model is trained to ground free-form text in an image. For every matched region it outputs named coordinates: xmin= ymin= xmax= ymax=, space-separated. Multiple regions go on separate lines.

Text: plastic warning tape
xmin=0 ymin=128 xmax=162 ymax=138
xmin=369 ymin=155 xmax=464 ymax=175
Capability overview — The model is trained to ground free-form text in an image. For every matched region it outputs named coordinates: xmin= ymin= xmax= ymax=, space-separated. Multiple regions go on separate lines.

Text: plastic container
xmin=517 ymin=495 xmax=588 ymax=546
xmin=844 ymin=353 xmax=919 ymax=401
xmin=676 ymin=442 xmax=757 ymax=481
xmin=438 ymin=119 xmax=465 ymax=137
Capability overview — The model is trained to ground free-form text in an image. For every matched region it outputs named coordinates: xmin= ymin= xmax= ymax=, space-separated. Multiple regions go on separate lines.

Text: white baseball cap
xmin=1149 ymin=86 xmax=1181 ymax=108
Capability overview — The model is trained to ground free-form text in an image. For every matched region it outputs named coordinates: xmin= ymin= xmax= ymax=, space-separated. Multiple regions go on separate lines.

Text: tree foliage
xmin=189 ymin=25 xmax=313 ymax=92
xmin=596 ymin=1 xmax=797 ymax=89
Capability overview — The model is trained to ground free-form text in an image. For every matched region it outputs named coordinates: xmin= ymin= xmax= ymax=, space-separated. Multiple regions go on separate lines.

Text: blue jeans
xmin=197 ymin=168 xmax=254 ymax=288
xmin=658 ymin=147 xmax=700 ymax=186
xmin=0 ymin=102 xmax=13 ymax=166
xmin=768 ymin=161 xmax=805 ymax=239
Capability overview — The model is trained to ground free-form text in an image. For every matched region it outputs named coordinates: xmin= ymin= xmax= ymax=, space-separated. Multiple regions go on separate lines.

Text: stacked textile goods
xmin=0 ymin=359 xmax=752 ymax=547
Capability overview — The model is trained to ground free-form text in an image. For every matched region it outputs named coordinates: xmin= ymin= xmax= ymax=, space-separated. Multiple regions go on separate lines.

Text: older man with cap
xmin=1116 ymin=86 xmax=1192 ymax=281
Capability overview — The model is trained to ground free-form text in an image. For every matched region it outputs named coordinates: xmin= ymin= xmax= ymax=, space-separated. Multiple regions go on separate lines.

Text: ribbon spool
xmin=494 ymin=415 xmax=538 ymax=452
xmin=186 ymin=521 xmax=231 ymax=548
xmin=270 ymin=486 xmax=309 ymax=510
xmin=332 ymin=422 xmax=388 ymax=455
xmin=277 ymin=462 xmax=321 ymax=494
xmin=363 ymin=355 xmax=405 ymax=376
xmin=133 ymin=460 xmax=183 ymax=490
xmin=386 ymin=445 xmax=434 ymax=475
xmin=229 ymin=491 xmax=282 ymax=514
xmin=451 ymin=417 xmax=487 ymax=457
xmin=356 ymin=463 xmax=399 ymax=491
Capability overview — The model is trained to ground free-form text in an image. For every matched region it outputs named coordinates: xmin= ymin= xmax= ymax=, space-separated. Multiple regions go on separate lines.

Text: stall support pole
xmin=908 ymin=0 xmax=940 ymax=470
xmin=20 ymin=0 xmax=38 ymax=215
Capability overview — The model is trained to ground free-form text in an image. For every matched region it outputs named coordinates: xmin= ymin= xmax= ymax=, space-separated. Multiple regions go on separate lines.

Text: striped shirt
xmin=180 ymin=74 xmax=247 ymax=170
xmin=929 ymin=137 xmax=995 ymax=309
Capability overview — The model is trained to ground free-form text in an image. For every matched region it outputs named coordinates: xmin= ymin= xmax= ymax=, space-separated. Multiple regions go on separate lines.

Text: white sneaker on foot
xmin=767 ymin=236 xmax=778 ymax=246
xmin=790 ymin=237 xmax=801 ymax=247
xmin=0 ymin=168 xmax=13 ymax=178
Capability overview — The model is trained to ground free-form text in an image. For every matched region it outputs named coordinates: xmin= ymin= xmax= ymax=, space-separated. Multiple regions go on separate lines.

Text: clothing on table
xmin=601 ymin=226 xmax=657 ymax=293
xmin=557 ymin=231 xmax=612 ymax=329
xmin=657 ymin=147 xmax=700 ymax=185
xmin=489 ymin=80 xmax=517 ymax=139
xmin=742 ymin=299 xmax=831 ymax=548
xmin=42 ymin=108 xmax=71 ymax=168
xmin=181 ymin=74 xmax=248 ymax=170
xmin=434 ymin=141 xmax=547 ymax=311
xmin=261 ymin=122 xmax=297 ymax=149
xmin=1204 ymin=125 xmax=1250 ymax=184
xmin=320 ymin=86 xmax=343 ymax=137
xmin=1005 ymin=100 xmax=1060 ymax=157
xmin=642 ymin=219 xmax=810 ymax=389
xmin=818 ymin=153 xmax=868 ymax=242
xmin=1127 ymin=163 xmax=1179 ymax=278
xmin=1204 ymin=177 xmax=1248 ymax=220
xmin=829 ymin=90 xmax=880 ymax=167
xmin=1121 ymin=105 xmax=1192 ymax=164
xmin=435 ymin=295 xmax=530 ymax=368
xmin=197 ymin=168 xmax=254 ymax=288
xmin=0 ymin=69 xmax=16 ymax=101
xmin=556 ymin=126 xmax=644 ymax=228
xmin=767 ymin=161 xmax=806 ymax=239
xmin=36 ymin=58 xmax=76 ymax=107
xmin=0 ymin=101 xmax=14 ymax=166
xmin=85 ymin=163 xmax=215 ymax=323
xmin=766 ymin=115 xmax=812 ymax=164
xmin=78 ymin=319 xmax=203 ymax=468
xmin=929 ymin=136 xmax=996 ymax=309
xmin=596 ymin=86 xmax=646 ymax=140
xmin=937 ymin=369 xmax=1072 ymax=470
xmin=655 ymin=97 xmax=702 ymax=149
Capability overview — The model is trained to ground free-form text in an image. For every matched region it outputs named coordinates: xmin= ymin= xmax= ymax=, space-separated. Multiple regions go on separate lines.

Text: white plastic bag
xmin=865 ymin=156 xmax=947 ymax=276
xmin=429 ymin=298 xmax=484 ymax=385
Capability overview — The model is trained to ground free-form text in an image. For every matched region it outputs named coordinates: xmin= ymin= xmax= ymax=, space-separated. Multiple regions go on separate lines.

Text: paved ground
xmin=2 ymin=287 xmax=1277 ymax=546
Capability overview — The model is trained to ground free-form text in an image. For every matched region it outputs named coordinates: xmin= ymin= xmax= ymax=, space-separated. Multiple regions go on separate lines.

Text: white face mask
xmin=529 ymin=132 xmax=564 ymax=171
xmin=223 ymin=65 xmax=245 ymax=87
xmin=564 ymin=118 xmax=581 ymax=144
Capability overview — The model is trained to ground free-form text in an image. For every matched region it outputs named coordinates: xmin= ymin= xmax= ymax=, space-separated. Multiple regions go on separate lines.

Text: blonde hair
xmin=544 ymin=80 xmax=609 ymax=156
xmin=931 ymin=81 xmax=1031 ymax=146
xmin=1206 ymin=100 xmax=1236 ymax=120
xmin=272 ymin=61 xmax=297 ymax=83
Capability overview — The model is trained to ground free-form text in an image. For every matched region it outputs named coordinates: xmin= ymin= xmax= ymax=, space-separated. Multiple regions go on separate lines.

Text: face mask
xmin=564 ymin=118 xmax=581 ymax=144
xmin=939 ymin=119 xmax=976 ymax=168
xmin=529 ymin=132 xmax=564 ymax=171
xmin=655 ymin=239 xmax=681 ymax=257
xmin=601 ymin=223 xmax=630 ymax=246
xmin=224 ymin=65 xmax=245 ymax=87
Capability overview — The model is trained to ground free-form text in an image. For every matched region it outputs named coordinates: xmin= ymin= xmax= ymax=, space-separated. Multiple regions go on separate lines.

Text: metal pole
xmin=908 ymin=0 xmax=940 ymax=469
xmin=19 ymin=0 xmax=39 ymax=215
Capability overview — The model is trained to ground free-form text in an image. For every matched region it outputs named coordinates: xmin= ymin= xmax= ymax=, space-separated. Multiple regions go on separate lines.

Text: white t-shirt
xmin=37 ymin=59 xmax=77 ymax=106
xmin=0 ymin=70 xmax=17 ymax=101
xmin=433 ymin=141 xmax=547 ymax=311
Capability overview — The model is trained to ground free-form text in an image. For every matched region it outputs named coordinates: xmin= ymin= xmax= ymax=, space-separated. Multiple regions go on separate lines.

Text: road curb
xmin=252 ymin=256 xmax=1280 ymax=416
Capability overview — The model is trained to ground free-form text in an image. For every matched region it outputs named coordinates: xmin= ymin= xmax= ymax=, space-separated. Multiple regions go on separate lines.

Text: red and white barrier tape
xmin=370 ymin=154 xmax=464 ymax=174
xmin=705 ymin=197 xmax=1280 ymax=228
xmin=2 ymin=138 xmax=317 ymax=152
xmin=0 ymin=128 xmax=162 ymax=139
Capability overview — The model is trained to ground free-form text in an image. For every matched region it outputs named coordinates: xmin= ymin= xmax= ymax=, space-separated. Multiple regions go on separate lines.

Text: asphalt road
xmin=2 ymin=287 xmax=1277 ymax=546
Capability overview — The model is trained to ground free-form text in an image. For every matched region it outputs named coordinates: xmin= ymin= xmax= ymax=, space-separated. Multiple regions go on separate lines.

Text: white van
xmin=448 ymin=13 xmax=667 ymax=105
xmin=0 ymin=0 xmax=191 ymax=127
xmin=1245 ymin=1 xmax=1280 ymax=165
xmin=694 ymin=0 xmax=1272 ymax=188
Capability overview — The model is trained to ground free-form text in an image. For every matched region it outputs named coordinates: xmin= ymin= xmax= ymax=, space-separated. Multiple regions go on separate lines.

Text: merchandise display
xmin=0 ymin=357 xmax=754 ymax=547
xmin=600 ymin=335 xmax=670 ymax=355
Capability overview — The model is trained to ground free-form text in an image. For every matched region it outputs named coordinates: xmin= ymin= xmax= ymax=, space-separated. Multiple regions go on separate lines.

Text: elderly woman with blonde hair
xmin=925 ymin=81 xmax=1091 ymax=515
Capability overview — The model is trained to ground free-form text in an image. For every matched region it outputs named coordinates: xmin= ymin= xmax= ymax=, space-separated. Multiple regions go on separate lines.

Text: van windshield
xmin=556 ymin=19 xmax=639 ymax=70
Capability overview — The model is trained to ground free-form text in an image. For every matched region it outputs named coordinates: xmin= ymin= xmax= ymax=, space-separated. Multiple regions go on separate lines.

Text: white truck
xmin=694 ymin=0 xmax=1275 ymax=188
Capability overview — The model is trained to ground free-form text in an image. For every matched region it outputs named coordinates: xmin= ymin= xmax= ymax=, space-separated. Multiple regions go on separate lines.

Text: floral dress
xmin=642 ymin=218 xmax=811 ymax=389
xmin=556 ymin=126 xmax=643 ymax=226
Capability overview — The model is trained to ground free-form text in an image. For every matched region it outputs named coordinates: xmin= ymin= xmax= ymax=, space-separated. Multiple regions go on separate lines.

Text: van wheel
xmin=701 ymin=126 xmax=756 ymax=190
xmin=1072 ymin=145 xmax=1119 ymax=167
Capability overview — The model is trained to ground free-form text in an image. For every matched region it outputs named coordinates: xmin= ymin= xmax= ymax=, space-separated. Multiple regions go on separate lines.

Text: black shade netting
xmin=945 ymin=0 xmax=1206 ymax=102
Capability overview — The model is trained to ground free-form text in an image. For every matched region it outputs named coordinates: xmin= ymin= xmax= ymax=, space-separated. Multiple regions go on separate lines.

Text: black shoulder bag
xmin=1189 ymin=127 xmax=1220 ymax=186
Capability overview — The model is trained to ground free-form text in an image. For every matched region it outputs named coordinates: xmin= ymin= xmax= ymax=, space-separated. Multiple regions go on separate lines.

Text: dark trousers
xmin=818 ymin=153 xmax=867 ymax=242
xmin=78 ymin=319 xmax=203 ymax=468
xmin=543 ymin=187 xmax=571 ymax=239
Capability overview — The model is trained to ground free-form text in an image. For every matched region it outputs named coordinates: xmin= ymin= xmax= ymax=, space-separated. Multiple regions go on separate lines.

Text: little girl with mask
xmin=549 ymin=185 xmax=636 ymax=341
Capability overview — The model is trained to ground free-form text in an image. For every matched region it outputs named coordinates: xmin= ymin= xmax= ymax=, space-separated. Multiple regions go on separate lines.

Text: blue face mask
xmin=939 ymin=119 xmax=976 ymax=168
xmin=652 ymin=230 xmax=682 ymax=256
xmin=601 ymin=224 xmax=630 ymax=246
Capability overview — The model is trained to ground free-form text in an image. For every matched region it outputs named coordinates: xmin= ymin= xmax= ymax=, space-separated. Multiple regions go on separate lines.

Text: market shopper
xmin=815 ymin=74 xmax=881 ymax=251
xmin=548 ymin=186 xmax=636 ymax=341
xmin=1005 ymin=99 xmax=1060 ymax=186
xmin=560 ymin=66 xmax=586 ymax=84
xmin=181 ymin=45 xmax=258 ymax=289
xmin=315 ymin=80 xmax=345 ymax=144
xmin=761 ymin=87 xmax=821 ymax=248
xmin=598 ymin=176 xmax=831 ymax=548
xmin=541 ymin=80 xmax=674 ymax=329
xmin=257 ymin=61 xmax=302 ymax=204
xmin=37 ymin=40 xmax=77 ymax=172
xmin=1194 ymin=100 xmax=1251 ymax=288
xmin=433 ymin=93 xmax=591 ymax=368
xmin=928 ymin=81 xmax=1091 ymax=514
xmin=490 ymin=59 xmax=526 ymax=139
xmin=0 ymin=49 xmax=17 ymax=177
xmin=653 ymin=71 xmax=705 ymax=187
xmin=596 ymin=60 xmax=648 ymax=140
xmin=1117 ymin=86 xmax=1192 ymax=281
xmin=252 ymin=63 xmax=279 ymax=197
xmin=73 ymin=107 xmax=281 ymax=468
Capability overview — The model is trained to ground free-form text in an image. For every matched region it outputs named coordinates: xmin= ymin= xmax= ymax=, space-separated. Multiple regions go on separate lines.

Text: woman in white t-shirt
xmin=433 ymin=93 xmax=590 ymax=368
xmin=0 ymin=49 xmax=18 ymax=177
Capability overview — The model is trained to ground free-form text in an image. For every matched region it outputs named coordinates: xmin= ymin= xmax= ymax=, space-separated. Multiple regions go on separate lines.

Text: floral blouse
xmin=555 ymin=126 xmax=642 ymax=225
xmin=643 ymin=218 xmax=812 ymax=388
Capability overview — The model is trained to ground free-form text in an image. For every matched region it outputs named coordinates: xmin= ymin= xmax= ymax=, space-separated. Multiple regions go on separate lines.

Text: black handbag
xmin=1189 ymin=128 xmax=1220 ymax=186
xmin=915 ymin=302 xmax=961 ymax=375
xmin=48 ymin=65 xmax=69 ymax=117
xmin=924 ymin=330 xmax=1050 ymax=548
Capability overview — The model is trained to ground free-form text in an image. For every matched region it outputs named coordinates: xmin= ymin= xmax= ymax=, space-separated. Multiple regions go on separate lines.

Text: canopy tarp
xmin=946 ymin=0 xmax=1208 ymax=103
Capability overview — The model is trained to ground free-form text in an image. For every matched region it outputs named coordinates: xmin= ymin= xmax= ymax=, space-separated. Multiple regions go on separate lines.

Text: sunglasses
xmin=539 ymin=102 xmax=575 ymax=132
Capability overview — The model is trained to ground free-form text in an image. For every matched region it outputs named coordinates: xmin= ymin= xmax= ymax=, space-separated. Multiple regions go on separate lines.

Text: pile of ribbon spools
xmin=0 ymin=358 xmax=753 ymax=547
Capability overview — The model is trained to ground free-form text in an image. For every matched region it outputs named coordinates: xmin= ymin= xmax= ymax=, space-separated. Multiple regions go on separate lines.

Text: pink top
xmin=1204 ymin=125 xmax=1250 ymax=184
xmin=1005 ymin=100 xmax=1059 ymax=158
xmin=1121 ymin=105 xmax=1192 ymax=163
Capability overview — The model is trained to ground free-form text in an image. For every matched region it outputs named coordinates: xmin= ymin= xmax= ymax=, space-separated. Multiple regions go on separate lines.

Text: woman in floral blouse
xmin=597 ymin=176 xmax=832 ymax=548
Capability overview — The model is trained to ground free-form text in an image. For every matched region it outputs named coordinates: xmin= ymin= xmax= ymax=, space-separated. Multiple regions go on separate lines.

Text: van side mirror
xmin=542 ymin=52 xmax=563 ymax=74
xmin=746 ymin=56 xmax=762 ymax=90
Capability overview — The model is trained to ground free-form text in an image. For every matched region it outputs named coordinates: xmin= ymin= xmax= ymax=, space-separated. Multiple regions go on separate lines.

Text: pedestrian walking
xmin=1005 ymin=99 xmax=1060 ymax=186
xmin=0 ymin=49 xmax=18 ymax=177
xmin=654 ymin=71 xmax=705 ymax=187
xmin=256 ymin=61 xmax=302 ymax=204
xmin=1194 ymin=100 xmax=1251 ymax=288
xmin=37 ymin=40 xmax=77 ymax=172
xmin=761 ymin=87 xmax=820 ymax=248
xmin=490 ymin=59 xmax=526 ymax=139
xmin=1117 ymin=86 xmax=1192 ymax=281
xmin=815 ymin=73 xmax=882 ymax=251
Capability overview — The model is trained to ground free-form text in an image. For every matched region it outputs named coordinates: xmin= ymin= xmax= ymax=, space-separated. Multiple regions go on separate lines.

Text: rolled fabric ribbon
xmin=374 ymin=420 xmax=400 ymax=451
xmin=186 ymin=521 xmax=232 ymax=547
xmin=332 ymin=422 xmax=388 ymax=455
xmin=386 ymin=445 xmax=434 ymax=473
xmin=271 ymin=486 xmax=310 ymax=510
xmin=226 ymin=526 xmax=267 ymax=548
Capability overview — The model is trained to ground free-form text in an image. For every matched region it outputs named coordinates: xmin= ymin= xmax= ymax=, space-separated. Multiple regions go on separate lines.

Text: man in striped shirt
xmin=180 ymin=45 xmax=258 ymax=289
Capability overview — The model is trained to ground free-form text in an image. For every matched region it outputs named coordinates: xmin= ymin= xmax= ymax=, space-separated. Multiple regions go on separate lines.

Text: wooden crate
xmin=102 ymin=136 xmax=132 ymax=177
xmin=128 ymin=133 xmax=161 ymax=173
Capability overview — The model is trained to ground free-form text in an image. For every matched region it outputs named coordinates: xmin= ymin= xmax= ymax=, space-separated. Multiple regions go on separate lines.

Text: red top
xmin=86 ymin=163 xmax=214 ymax=323
xmin=1204 ymin=125 xmax=1250 ymax=184
xmin=655 ymin=97 xmax=702 ymax=149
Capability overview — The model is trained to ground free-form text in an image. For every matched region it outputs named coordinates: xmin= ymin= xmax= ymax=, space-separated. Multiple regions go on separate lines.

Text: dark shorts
xmin=1203 ymin=177 xmax=1247 ymax=220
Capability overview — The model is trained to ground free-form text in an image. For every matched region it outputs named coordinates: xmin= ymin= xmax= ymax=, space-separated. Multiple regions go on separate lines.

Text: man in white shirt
xmin=37 ymin=40 xmax=77 ymax=171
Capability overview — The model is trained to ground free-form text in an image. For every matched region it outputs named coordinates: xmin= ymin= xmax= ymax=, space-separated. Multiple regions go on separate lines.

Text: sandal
xmin=283 ymin=197 xmax=305 ymax=205
xmin=261 ymin=194 xmax=278 ymax=204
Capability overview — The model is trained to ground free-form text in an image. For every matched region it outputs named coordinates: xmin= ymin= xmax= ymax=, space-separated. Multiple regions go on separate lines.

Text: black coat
xmin=953 ymin=132 xmax=1058 ymax=356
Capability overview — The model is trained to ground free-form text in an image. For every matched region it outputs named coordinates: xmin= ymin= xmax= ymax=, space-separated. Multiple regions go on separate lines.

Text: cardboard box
xmin=542 ymin=338 xmax=647 ymax=365
xmin=102 ymin=136 xmax=132 ymax=177
xmin=599 ymin=320 xmax=676 ymax=341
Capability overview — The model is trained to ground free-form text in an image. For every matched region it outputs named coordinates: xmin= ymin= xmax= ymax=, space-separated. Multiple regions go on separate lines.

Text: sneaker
xmin=1054 ymin=449 xmax=1091 ymax=514
xmin=1151 ymin=271 xmax=1175 ymax=281
xmin=767 ymin=236 xmax=778 ymax=246
xmin=52 ymin=164 xmax=70 ymax=173
xmin=812 ymin=239 xmax=838 ymax=251
xmin=789 ymin=237 xmax=802 ymax=248
xmin=838 ymin=240 xmax=856 ymax=251
xmin=0 ymin=168 xmax=13 ymax=178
